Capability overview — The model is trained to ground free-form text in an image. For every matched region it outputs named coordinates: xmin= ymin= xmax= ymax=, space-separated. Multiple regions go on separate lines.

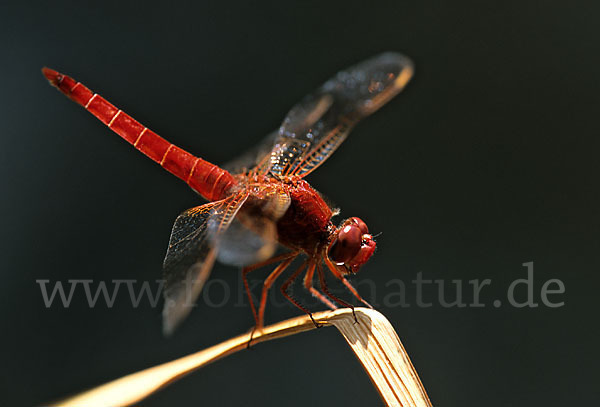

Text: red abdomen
xmin=42 ymin=68 xmax=236 ymax=201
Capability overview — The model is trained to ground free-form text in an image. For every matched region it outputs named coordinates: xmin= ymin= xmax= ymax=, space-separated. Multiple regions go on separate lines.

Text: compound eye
xmin=350 ymin=217 xmax=369 ymax=235
xmin=329 ymin=224 xmax=362 ymax=264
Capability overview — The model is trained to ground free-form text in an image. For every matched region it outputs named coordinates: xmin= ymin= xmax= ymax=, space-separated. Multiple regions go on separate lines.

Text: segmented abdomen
xmin=43 ymin=68 xmax=236 ymax=201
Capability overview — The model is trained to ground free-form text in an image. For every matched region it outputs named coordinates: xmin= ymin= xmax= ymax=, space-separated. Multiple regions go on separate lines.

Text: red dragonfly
xmin=43 ymin=53 xmax=413 ymax=334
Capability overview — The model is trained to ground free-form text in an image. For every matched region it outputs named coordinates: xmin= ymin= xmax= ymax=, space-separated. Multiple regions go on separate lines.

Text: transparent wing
xmin=162 ymin=191 xmax=248 ymax=335
xmin=217 ymin=184 xmax=291 ymax=266
xmin=216 ymin=216 xmax=278 ymax=266
xmin=266 ymin=52 xmax=413 ymax=177
xmin=222 ymin=130 xmax=278 ymax=175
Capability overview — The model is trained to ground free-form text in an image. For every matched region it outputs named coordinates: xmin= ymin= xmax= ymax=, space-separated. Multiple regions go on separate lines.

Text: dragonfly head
xmin=328 ymin=217 xmax=376 ymax=273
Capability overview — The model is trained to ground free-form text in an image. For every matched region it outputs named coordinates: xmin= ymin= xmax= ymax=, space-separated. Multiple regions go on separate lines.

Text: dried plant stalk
xmin=52 ymin=308 xmax=432 ymax=407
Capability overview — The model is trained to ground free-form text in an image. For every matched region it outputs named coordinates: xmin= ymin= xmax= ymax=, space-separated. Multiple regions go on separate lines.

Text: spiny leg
xmin=256 ymin=256 xmax=297 ymax=329
xmin=280 ymin=259 xmax=322 ymax=328
xmin=325 ymin=257 xmax=374 ymax=309
xmin=317 ymin=261 xmax=357 ymax=323
xmin=303 ymin=262 xmax=337 ymax=310
xmin=242 ymin=252 xmax=298 ymax=349
xmin=242 ymin=251 xmax=298 ymax=326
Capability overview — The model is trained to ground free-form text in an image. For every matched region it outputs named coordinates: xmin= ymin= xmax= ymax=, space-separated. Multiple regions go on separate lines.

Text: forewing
xmin=222 ymin=130 xmax=278 ymax=175
xmin=162 ymin=191 xmax=248 ymax=334
xmin=267 ymin=52 xmax=413 ymax=177
xmin=217 ymin=186 xmax=291 ymax=266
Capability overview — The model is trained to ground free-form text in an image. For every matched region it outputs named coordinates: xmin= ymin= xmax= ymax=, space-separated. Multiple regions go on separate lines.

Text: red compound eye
xmin=350 ymin=217 xmax=369 ymax=235
xmin=347 ymin=234 xmax=377 ymax=271
xmin=329 ymin=224 xmax=362 ymax=264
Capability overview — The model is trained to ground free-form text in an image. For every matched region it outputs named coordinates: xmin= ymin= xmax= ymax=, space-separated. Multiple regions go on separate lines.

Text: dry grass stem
xmin=51 ymin=308 xmax=432 ymax=407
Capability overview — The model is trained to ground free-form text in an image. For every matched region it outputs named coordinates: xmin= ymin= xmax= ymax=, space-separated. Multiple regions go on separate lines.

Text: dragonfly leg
xmin=256 ymin=256 xmax=297 ymax=329
xmin=280 ymin=259 xmax=321 ymax=328
xmin=318 ymin=261 xmax=357 ymax=323
xmin=303 ymin=262 xmax=337 ymax=310
xmin=242 ymin=251 xmax=298 ymax=327
xmin=324 ymin=256 xmax=373 ymax=310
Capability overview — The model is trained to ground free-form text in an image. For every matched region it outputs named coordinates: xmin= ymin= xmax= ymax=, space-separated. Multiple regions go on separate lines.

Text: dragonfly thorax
xmin=272 ymin=178 xmax=333 ymax=252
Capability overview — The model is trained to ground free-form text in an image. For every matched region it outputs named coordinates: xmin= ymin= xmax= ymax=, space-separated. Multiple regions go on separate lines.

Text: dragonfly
xmin=43 ymin=52 xmax=414 ymax=335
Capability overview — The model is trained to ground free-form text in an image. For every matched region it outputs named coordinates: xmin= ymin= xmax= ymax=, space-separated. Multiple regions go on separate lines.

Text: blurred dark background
xmin=1 ymin=0 xmax=598 ymax=405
